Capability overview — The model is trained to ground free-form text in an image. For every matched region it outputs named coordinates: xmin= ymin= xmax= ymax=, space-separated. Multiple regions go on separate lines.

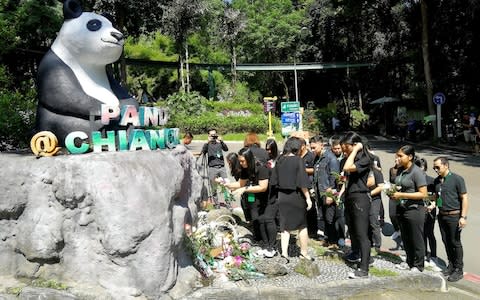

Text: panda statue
xmin=36 ymin=0 xmax=138 ymax=146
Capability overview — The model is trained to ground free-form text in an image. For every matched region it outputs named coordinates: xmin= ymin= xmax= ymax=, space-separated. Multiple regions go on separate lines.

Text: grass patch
xmin=6 ymin=286 xmax=23 ymax=296
xmin=369 ymin=267 xmax=399 ymax=277
xmin=31 ymin=278 xmax=68 ymax=290
xmin=376 ymin=251 xmax=403 ymax=264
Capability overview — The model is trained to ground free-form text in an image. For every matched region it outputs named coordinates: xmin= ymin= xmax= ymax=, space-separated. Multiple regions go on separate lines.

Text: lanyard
xmin=439 ymin=172 xmax=451 ymax=197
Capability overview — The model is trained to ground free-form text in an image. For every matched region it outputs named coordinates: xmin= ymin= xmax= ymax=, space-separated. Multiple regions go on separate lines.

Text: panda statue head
xmin=35 ymin=0 xmax=138 ymax=148
xmin=52 ymin=0 xmax=124 ymax=66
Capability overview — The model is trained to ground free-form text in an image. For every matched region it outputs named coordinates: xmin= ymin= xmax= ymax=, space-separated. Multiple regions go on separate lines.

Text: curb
xmin=183 ymin=273 xmax=446 ymax=299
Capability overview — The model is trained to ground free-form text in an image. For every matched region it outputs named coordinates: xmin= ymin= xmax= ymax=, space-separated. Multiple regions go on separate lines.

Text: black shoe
xmin=348 ymin=269 xmax=368 ymax=279
xmin=345 ymin=252 xmax=360 ymax=263
xmin=300 ymin=253 xmax=315 ymax=262
xmin=442 ymin=264 xmax=454 ymax=276
xmin=448 ymin=269 xmax=464 ymax=282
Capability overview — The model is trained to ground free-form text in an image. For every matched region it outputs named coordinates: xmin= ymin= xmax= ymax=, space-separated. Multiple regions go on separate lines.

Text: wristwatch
xmin=461 ymin=216 xmax=467 ymax=220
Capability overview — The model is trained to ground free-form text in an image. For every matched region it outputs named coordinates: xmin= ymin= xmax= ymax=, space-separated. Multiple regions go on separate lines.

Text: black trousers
xmin=345 ymin=193 xmax=371 ymax=272
xmin=389 ymin=198 xmax=400 ymax=231
xmin=241 ymin=195 xmax=262 ymax=241
xmin=307 ymin=196 xmax=319 ymax=237
xmin=259 ymin=201 xmax=279 ymax=251
xmin=438 ymin=214 xmax=464 ymax=271
xmin=368 ymin=197 xmax=382 ymax=248
xmin=397 ymin=205 xmax=425 ymax=270
xmin=424 ymin=208 xmax=437 ymax=258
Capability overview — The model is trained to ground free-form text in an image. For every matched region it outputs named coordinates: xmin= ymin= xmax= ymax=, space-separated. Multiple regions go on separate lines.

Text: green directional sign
xmin=281 ymin=101 xmax=300 ymax=112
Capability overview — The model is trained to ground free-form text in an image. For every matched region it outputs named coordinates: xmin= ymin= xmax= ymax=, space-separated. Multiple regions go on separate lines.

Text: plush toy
xmin=36 ymin=0 xmax=138 ymax=146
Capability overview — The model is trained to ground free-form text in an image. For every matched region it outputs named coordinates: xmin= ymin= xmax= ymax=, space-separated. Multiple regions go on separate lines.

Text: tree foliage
xmin=2 ymin=0 xmax=480 ymax=143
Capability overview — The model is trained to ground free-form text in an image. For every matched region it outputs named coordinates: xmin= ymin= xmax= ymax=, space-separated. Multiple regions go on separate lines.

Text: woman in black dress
xmin=271 ymin=137 xmax=313 ymax=261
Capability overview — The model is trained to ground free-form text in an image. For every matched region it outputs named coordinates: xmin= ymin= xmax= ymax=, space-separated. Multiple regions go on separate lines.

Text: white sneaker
xmin=255 ymin=249 xmax=266 ymax=257
xmin=396 ymin=262 xmax=409 ymax=270
xmin=391 ymin=231 xmax=401 ymax=240
xmin=410 ymin=267 xmax=421 ymax=272
xmin=263 ymin=249 xmax=276 ymax=258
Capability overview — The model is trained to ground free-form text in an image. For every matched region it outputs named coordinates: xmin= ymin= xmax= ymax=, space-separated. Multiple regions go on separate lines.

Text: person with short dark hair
xmin=310 ymin=135 xmax=342 ymax=247
xmin=391 ymin=145 xmax=427 ymax=272
xmin=201 ymin=128 xmax=229 ymax=204
xmin=433 ymin=156 xmax=469 ymax=282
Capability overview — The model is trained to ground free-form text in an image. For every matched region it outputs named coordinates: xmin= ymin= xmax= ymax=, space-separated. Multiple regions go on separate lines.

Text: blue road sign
xmin=281 ymin=112 xmax=300 ymax=124
xmin=433 ymin=92 xmax=446 ymax=105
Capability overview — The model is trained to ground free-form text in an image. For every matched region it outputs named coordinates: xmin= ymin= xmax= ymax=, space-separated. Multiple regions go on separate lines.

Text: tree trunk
xmin=421 ymin=0 xmax=434 ymax=117
xmin=278 ymin=73 xmax=289 ymax=100
xmin=178 ymin=41 xmax=185 ymax=92
xmin=231 ymin=41 xmax=237 ymax=86
xmin=185 ymin=42 xmax=190 ymax=93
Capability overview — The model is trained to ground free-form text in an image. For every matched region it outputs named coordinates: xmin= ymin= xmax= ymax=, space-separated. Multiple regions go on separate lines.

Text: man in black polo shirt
xmin=433 ymin=157 xmax=469 ymax=282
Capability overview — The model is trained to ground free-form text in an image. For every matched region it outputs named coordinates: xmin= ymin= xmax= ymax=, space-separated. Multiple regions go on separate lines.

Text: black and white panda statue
xmin=36 ymin=0 xmax=138 ymax=146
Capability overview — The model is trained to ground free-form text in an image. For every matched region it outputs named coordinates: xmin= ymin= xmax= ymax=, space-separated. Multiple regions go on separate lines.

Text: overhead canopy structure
xmin=369 ymin=96 xmax=400 ymax=105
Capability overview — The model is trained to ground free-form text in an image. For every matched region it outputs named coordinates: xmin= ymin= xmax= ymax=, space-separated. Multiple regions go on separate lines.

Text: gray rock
xmin=0 ymin=147 xmax=202 ymax=299
xmin=254 ymin=260 xmax=288 ymax=276
xmin=19 ymin=287 xmax=78 ymax=300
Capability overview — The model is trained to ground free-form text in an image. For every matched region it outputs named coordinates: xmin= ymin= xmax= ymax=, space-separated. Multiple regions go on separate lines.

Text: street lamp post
xmin=294 ymin=27 xmax=308 ymax=131
xmin=294 ymin=57 xmax=298 ymax=102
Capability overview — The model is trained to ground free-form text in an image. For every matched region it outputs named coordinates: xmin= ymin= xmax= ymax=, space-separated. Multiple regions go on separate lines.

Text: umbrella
xmin=369 ymin=96 xmax=400 ymax=105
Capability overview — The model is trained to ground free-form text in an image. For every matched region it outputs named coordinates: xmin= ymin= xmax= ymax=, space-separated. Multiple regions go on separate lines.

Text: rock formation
xmin=0 ymin=147 xmax=202 ymax=299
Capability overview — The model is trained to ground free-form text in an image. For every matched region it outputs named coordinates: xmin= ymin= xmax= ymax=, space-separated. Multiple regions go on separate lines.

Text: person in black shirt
xmin=201 ymin=128 xmax=229 ymax=204
xmin=341 ymin=132 xmax=373 ymax=279
xmin=224 ymin=147 xmax=274 ymax=256
xmin=243 ymin=132 xmax=270 ymax=164
xmin=270 ymin=137 xmax=313 ymax=261
xmin=433 ymin=156 xmax=469 ymax=282
xmin=391 ymin=145 xmax=427 ymax=272
xmin=415 ymin=158 xmax=439 ymax=268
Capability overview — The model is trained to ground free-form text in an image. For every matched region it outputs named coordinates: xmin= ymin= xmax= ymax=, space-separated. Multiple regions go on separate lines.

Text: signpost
xmin=280 ymin=101 xmax=301 ymax=136
xmin=263 ymin=97 xmax=277 ymax=137
xmin=281 ymin=101 xmax=300 ymax=112
xmin=433 ymin=92 xmax=446 ymax=138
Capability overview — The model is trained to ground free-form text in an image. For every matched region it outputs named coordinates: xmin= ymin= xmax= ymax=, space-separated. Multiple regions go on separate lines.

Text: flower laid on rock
xmin=185 ymin=216 xmax=258 ymax=280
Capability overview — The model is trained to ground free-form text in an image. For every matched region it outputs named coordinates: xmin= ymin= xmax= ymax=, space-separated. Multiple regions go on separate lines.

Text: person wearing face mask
xmin=310 ymin=135 xmax=342 ymax=247
xmin=433 ymin=157 xmax=469 ymax=282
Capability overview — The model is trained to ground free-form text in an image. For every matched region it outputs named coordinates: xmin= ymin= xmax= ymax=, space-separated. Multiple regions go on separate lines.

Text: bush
xmin=161 ymin=94 xmax=281 ymax=135
xmin=0 ymin=66 xmax=37 ymax=149
xmin=350 ymin=109 xmax=369 ymax=130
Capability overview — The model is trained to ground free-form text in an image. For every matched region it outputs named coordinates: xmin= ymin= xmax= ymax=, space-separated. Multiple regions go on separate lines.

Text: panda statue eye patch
xmin=87 ymin=19 xmax=102 ymax=31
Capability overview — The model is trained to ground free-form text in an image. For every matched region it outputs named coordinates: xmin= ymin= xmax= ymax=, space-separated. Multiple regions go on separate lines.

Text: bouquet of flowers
xmin=215 ymin=177 xmax=236 ymax=205
xmin=321 ymin=189 xmax=342 ymax=206
xmin=383 ymin=182 xmax=401 ymax=197
xmin=331 ymin=171 xmax=347 ymax=187
xmin=185 ymin=217 xmax=257 ymax=280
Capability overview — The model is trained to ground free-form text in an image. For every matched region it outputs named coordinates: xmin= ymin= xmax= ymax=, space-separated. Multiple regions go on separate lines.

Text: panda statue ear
xmin=58 ymin=0 xmax=83 ymax=20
